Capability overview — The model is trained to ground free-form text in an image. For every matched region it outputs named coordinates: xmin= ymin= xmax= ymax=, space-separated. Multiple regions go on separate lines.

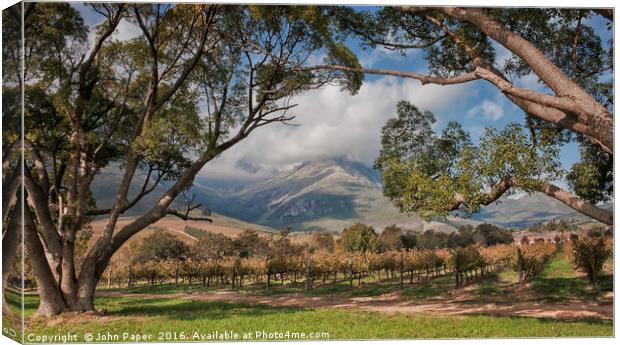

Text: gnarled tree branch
xmin=450 ymin=176 xmax=612 ymax=225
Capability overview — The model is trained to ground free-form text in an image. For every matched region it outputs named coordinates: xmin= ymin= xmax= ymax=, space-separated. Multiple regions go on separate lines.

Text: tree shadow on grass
xmin=101 ymin=283 xmax=218 ymax=295
xmin=4 ymin=289 xmax=41 ymax=317
xmin=464 ymin=313 xmax=613 ymax=327
xmin=532 ymin=274 xmax=612 ymax=303
xmin=242 ymin=279 xmax=401 ymax=298
xmin=103 ymin=298 xmax=305 ymax=321
xmin=402 ymin=275 xmax=452 ymax=300
xmin=450 ymin=272 xmax=520 ymax=306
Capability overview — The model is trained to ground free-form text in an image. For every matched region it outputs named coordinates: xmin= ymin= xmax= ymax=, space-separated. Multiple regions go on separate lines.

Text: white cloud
xmin=112 ymin=18 xmax=141 ymax=42
xmin=491 ymin=41 xmax=549 ymax=93
xmin=202 ymin=76 xmax=471 ymax=180
xmin=466 ymin=100 xmax=504 ymax=122
xmin=357 ymin=46 xmax=419 ymax=68
xmin=514 ymin=72 xmax=545 ymax=92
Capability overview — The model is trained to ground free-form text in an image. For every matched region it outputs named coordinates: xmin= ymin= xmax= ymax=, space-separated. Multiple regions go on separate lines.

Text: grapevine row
xmin=101 ymin=243 xmax=556 ymax=290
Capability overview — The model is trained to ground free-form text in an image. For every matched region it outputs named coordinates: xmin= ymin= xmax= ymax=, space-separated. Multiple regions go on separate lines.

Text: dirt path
xmin=98 ymin=288 xmax=613 ymax=320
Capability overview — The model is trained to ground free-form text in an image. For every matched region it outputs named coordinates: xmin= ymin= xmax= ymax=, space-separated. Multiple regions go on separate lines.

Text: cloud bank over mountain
xmin=203 ymin=76 xmax=473 ymax=181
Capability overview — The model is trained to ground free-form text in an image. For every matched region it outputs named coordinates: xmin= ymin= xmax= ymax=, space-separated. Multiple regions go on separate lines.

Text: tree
xmin=309 ymin=232 xmax=335 ymax=253
xmin=400 ymin=230 xmax=417 ymax=250
xmin=191 ymin=232 xmax=235 ymax=261
xmin=416 ymin=229 xmax=449 ymax=250
xmin=570 ymin=236 xmax=612 ymax=291
xmin=339 ymin=223 xmax=380 ymax=253
xmin=234 ymin=229 xmax=269 ymax=258
xmin=2 ymin=3 xmax=24 ymax=319
xmin=325 ymin=7 xmax=613 ymax=153
xmin=447 ymin=226 xmax=476 ymax=248
xmin=133 ymin=228 xmax=189 ymax=263
xmin=317 ymin=7 xmax=613 ymax=220
xmin=474 ymin=223 xmax=513 ymax=246
xmin=374 ymin=101 xmax=612 ymax=225
xmin=378 ymin=224 xmax=405 ymax=251
xmin=4 ymin=3 xmax=362 ymax=315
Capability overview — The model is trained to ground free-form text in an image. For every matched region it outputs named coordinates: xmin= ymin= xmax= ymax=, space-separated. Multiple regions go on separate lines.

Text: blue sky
xmin=71 ymin=3 xmax=613 ymax=189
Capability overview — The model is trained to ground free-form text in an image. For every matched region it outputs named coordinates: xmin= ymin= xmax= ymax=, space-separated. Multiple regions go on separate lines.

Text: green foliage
xmin=567 ymin=141 xmax=613 ymax=204
xmin=23 ymin=3 xmax=88 ymax=82
xmin=309 ymin=232 xmax=335 ymax=253
xmin=471 ymin=223 xmax=514 ymax=246
xmin=325 ymin=41 xmax=364 ymax=93
xmin=375 ymin=101 xmax=563 ymax=219
xmin=378 ymin=225 xmax=405 ymax=251
xmin=335 ymin=7 xmax=613 ymax=209
xmin=415 ymin=230 xmax=449 ymax=250
xmin=339 ymin=223 xmax=380 ymax=253
xmin=570 ymin=236 xmax=612 ymax=288
xmin=134 ymin=228 xmax=190 ymax=263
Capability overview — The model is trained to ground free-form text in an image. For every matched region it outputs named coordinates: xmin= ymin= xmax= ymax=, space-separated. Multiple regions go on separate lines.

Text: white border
xmin=0 ymin=1 xmax=617 ymax=345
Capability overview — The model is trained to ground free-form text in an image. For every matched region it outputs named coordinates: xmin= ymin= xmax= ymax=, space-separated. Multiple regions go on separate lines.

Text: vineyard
xmin=101 ymin=242 xmax=557 ymax=291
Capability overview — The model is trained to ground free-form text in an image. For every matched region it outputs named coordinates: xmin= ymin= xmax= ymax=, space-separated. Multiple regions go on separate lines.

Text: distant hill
xmin=91 ymin=158 xmax=603 ymax=233
xmin=193 ymin=157 xmax=478 ymax=232
xmin=89 ymin=165 xmax=278 ymax=234
xmin=470 ymin=192 xmax=575 ymax=228
xmin=549 ymin=202 xmax=613 ymax=228
xmin=90 ymin=164 xmax=174 ymax=216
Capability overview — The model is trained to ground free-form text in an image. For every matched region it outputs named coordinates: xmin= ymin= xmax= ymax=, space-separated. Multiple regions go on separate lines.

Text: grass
xmin=5 ymin=256 xmax=614 ymax=341
xmin=403 ymin=274 xmax=452 ymax=299
xmin=8 ymin=292 xmax=612 ymax=340
xmin=472 ymin=270 xmax=520 ymax=304
xmin=533 ymin=253 xmax=613 ymax=302
xmin=99 ymin=275 xmax=404 ymax=299
xmin=101 ymin=283 xmax=217 ymax=295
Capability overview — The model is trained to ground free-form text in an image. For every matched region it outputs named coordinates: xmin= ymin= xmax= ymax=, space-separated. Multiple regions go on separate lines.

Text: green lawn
xmin=101 ymin=283 xmax=218 ymax=295
xmin=533 ymin=253 xmax=613 ymax=302
xmin=4 ymin=258 xmax=614 ymax=341
xmin=403 ymin=274 xmax=453 ymax=299
xmin=4 ymin=291 xmax=612 ymax=341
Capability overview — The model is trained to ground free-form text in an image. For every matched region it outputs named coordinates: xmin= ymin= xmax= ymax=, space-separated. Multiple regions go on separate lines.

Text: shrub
xmin=570 ymin=236 xmax=612 ymax=290
xmin=339 ymin=223 xmax=380 ymax=253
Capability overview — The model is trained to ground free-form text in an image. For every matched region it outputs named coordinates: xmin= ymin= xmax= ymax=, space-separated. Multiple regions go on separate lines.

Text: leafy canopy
xmin=332 ymin=7 xmax=613 ymax=205
xmin=339 ymin=223 xmax=380 ymax=253
xmin=375 ymin=101 xmax=563 ymax=220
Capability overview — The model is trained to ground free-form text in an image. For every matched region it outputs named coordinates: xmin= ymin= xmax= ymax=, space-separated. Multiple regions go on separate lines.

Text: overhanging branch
xmin=450 ymin=176 xmax=612 ymax=225
xmin=300 ymin=64 xmax=479 ymax=85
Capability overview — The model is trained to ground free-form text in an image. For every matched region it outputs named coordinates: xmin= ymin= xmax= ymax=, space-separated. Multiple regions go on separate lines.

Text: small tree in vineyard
xmin=339 ymin=223 xmax=380 ymax=253
xmin=570 ymin=236 xmax=612 ymax=291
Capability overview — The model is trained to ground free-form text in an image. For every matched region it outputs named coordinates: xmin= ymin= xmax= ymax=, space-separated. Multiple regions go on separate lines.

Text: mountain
xmin=89 ymin=166 xmax=278 ymax=234
xmin=549 ymin=202 xmax=613 ymax=228
xmin=194 ymin=157 xmax=476 ymax=232
xmin=471 ymin=192 xmax=576 ymax=228
xmin=90 ymin=165 xmax=171 ymax=216
xmin=91 ymin=158 xmax=593 ymax=233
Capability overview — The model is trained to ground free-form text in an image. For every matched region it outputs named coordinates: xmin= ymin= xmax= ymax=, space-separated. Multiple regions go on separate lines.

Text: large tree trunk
xmin=2 ymin=197 xmax=22 ymax=319
xmin=23 ymin=207 xmax=69 ymax=316
xmin=435 ymin=7 xmax=614 ymax=153
xmin=2 ymin=205 xmax=21 ymax=290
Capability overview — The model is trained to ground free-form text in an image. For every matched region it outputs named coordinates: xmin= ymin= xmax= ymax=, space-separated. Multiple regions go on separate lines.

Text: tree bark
xmin=23 ymin=206 xmax=69 ymax=315
xmin=450 ymin=177 xmax=612 ymax=225
xmin=538 ymin=181 xmax=613 ymax=225
xmin=2 ymin=205 xmax=21 ymax=290
xmin=434 ymin=7 xmax=613 ymax=153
